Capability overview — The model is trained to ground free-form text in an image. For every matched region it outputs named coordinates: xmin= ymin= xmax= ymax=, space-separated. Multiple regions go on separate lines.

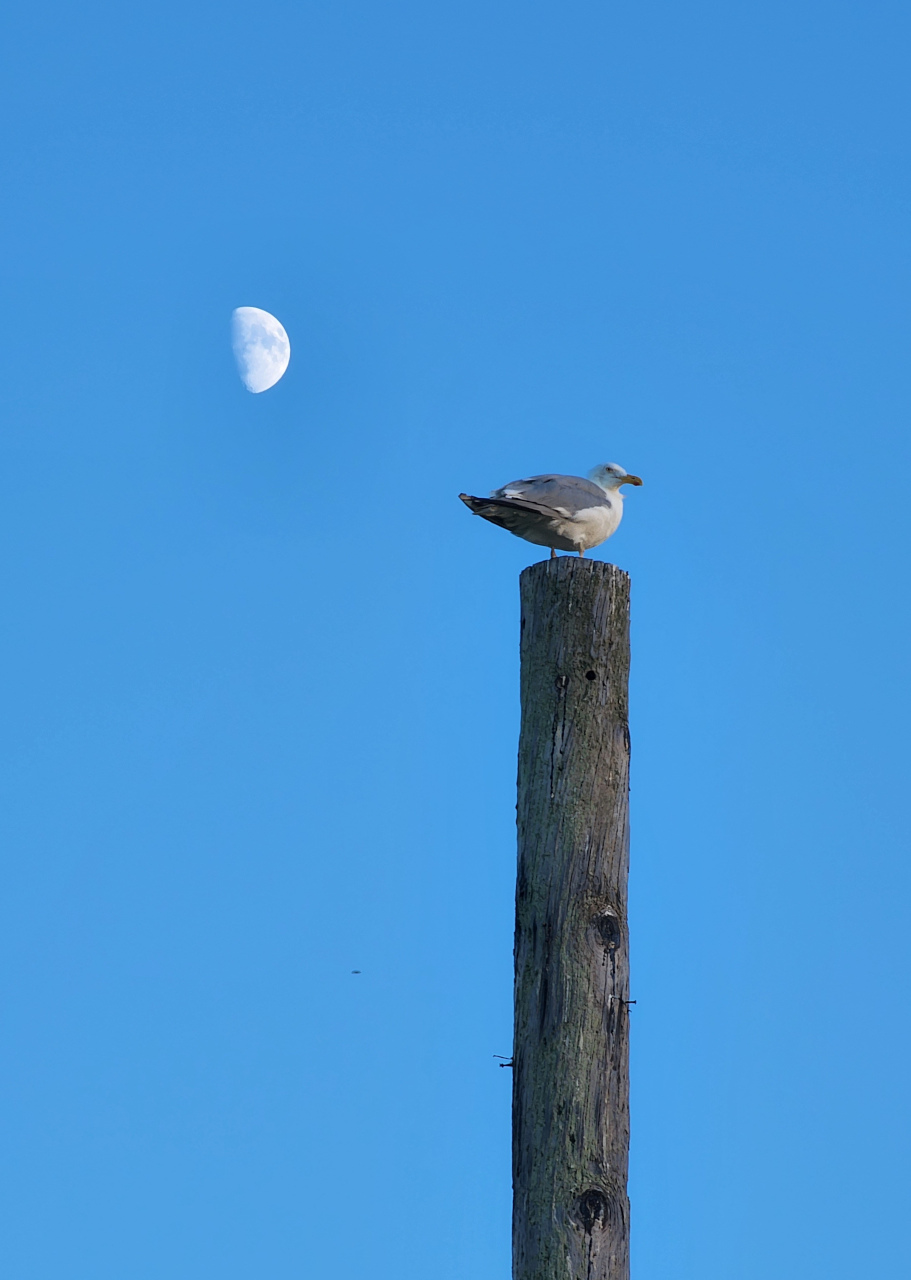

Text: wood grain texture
xmin=514 ymin=558 xmax=631 ymax=1280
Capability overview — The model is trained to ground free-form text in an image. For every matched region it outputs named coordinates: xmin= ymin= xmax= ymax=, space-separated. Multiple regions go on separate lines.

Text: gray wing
xmin=490 ymin=473 xmax=610 ymax=516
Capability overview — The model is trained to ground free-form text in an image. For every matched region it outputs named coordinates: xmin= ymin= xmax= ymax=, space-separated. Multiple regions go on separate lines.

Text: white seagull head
xmin=588 ymin=462 xmax=644 ymax=493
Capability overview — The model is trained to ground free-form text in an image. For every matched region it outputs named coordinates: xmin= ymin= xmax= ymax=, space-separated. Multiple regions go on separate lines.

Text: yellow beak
xmin=620 ymin=474 xmax=643 ymax=487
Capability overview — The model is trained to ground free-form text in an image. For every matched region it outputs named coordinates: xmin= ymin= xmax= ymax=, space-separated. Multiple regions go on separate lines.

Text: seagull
xmin=459 ymin=463 xmax=643 ymax=558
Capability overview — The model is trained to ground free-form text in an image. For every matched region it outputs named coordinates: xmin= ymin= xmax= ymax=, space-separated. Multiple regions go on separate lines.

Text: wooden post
xmin=513 ymin=558 xmax=631 ymax=1280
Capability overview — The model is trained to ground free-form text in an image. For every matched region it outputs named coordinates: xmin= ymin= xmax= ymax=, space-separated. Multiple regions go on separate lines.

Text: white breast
xmin=555 ymin=499 xmax=623 ymax=550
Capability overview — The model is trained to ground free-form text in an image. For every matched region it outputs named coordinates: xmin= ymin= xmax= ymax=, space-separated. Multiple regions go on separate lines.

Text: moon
xmin=231 ymin=306 xmax=291 ymax=393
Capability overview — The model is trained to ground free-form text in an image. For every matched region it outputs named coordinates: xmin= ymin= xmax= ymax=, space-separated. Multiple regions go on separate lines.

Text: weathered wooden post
xmin=513 ymin=557 xmax=631 ymax=1280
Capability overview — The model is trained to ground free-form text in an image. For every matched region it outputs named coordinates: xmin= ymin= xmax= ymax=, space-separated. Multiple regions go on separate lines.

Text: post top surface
xmin=519 ymin=558 xmax=631 ymax=587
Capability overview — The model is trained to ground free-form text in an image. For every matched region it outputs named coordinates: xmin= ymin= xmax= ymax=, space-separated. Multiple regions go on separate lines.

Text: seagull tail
xmin=458 ymin=492 xmax=556 ymax=536
xmin=459 ymin=493 xmax=523 ymax=530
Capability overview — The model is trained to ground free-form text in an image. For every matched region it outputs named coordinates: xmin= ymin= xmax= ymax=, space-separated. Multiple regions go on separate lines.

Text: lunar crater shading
xmin=231 ymin=306 xmax=291 ymax=393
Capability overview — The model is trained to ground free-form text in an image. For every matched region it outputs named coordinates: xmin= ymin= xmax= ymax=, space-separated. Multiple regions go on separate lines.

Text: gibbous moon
xmin=231 ymin=306 xmax=291 ymax=393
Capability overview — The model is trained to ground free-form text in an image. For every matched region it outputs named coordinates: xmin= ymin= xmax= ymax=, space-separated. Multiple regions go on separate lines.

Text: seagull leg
xmin=578 ymin=549 xmax=585 ymax=558
xmin=550 ymin=547 xmax=556 ymax=560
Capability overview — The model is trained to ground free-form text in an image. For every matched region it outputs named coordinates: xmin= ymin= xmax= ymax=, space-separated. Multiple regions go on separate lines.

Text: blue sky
xmin=1 ymin=0 xmax=910 ymax=1276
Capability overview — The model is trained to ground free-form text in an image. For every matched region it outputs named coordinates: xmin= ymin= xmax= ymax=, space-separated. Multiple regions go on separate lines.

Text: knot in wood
xmin=576 ymin=1189 xmax=610 ymax=1234
xmin=596 ymin=911 xmax=623 ymax=952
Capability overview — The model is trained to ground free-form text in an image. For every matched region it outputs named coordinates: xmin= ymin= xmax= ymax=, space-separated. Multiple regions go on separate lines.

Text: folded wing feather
xmin=490 ymin=474 xmax=610 ymax=514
